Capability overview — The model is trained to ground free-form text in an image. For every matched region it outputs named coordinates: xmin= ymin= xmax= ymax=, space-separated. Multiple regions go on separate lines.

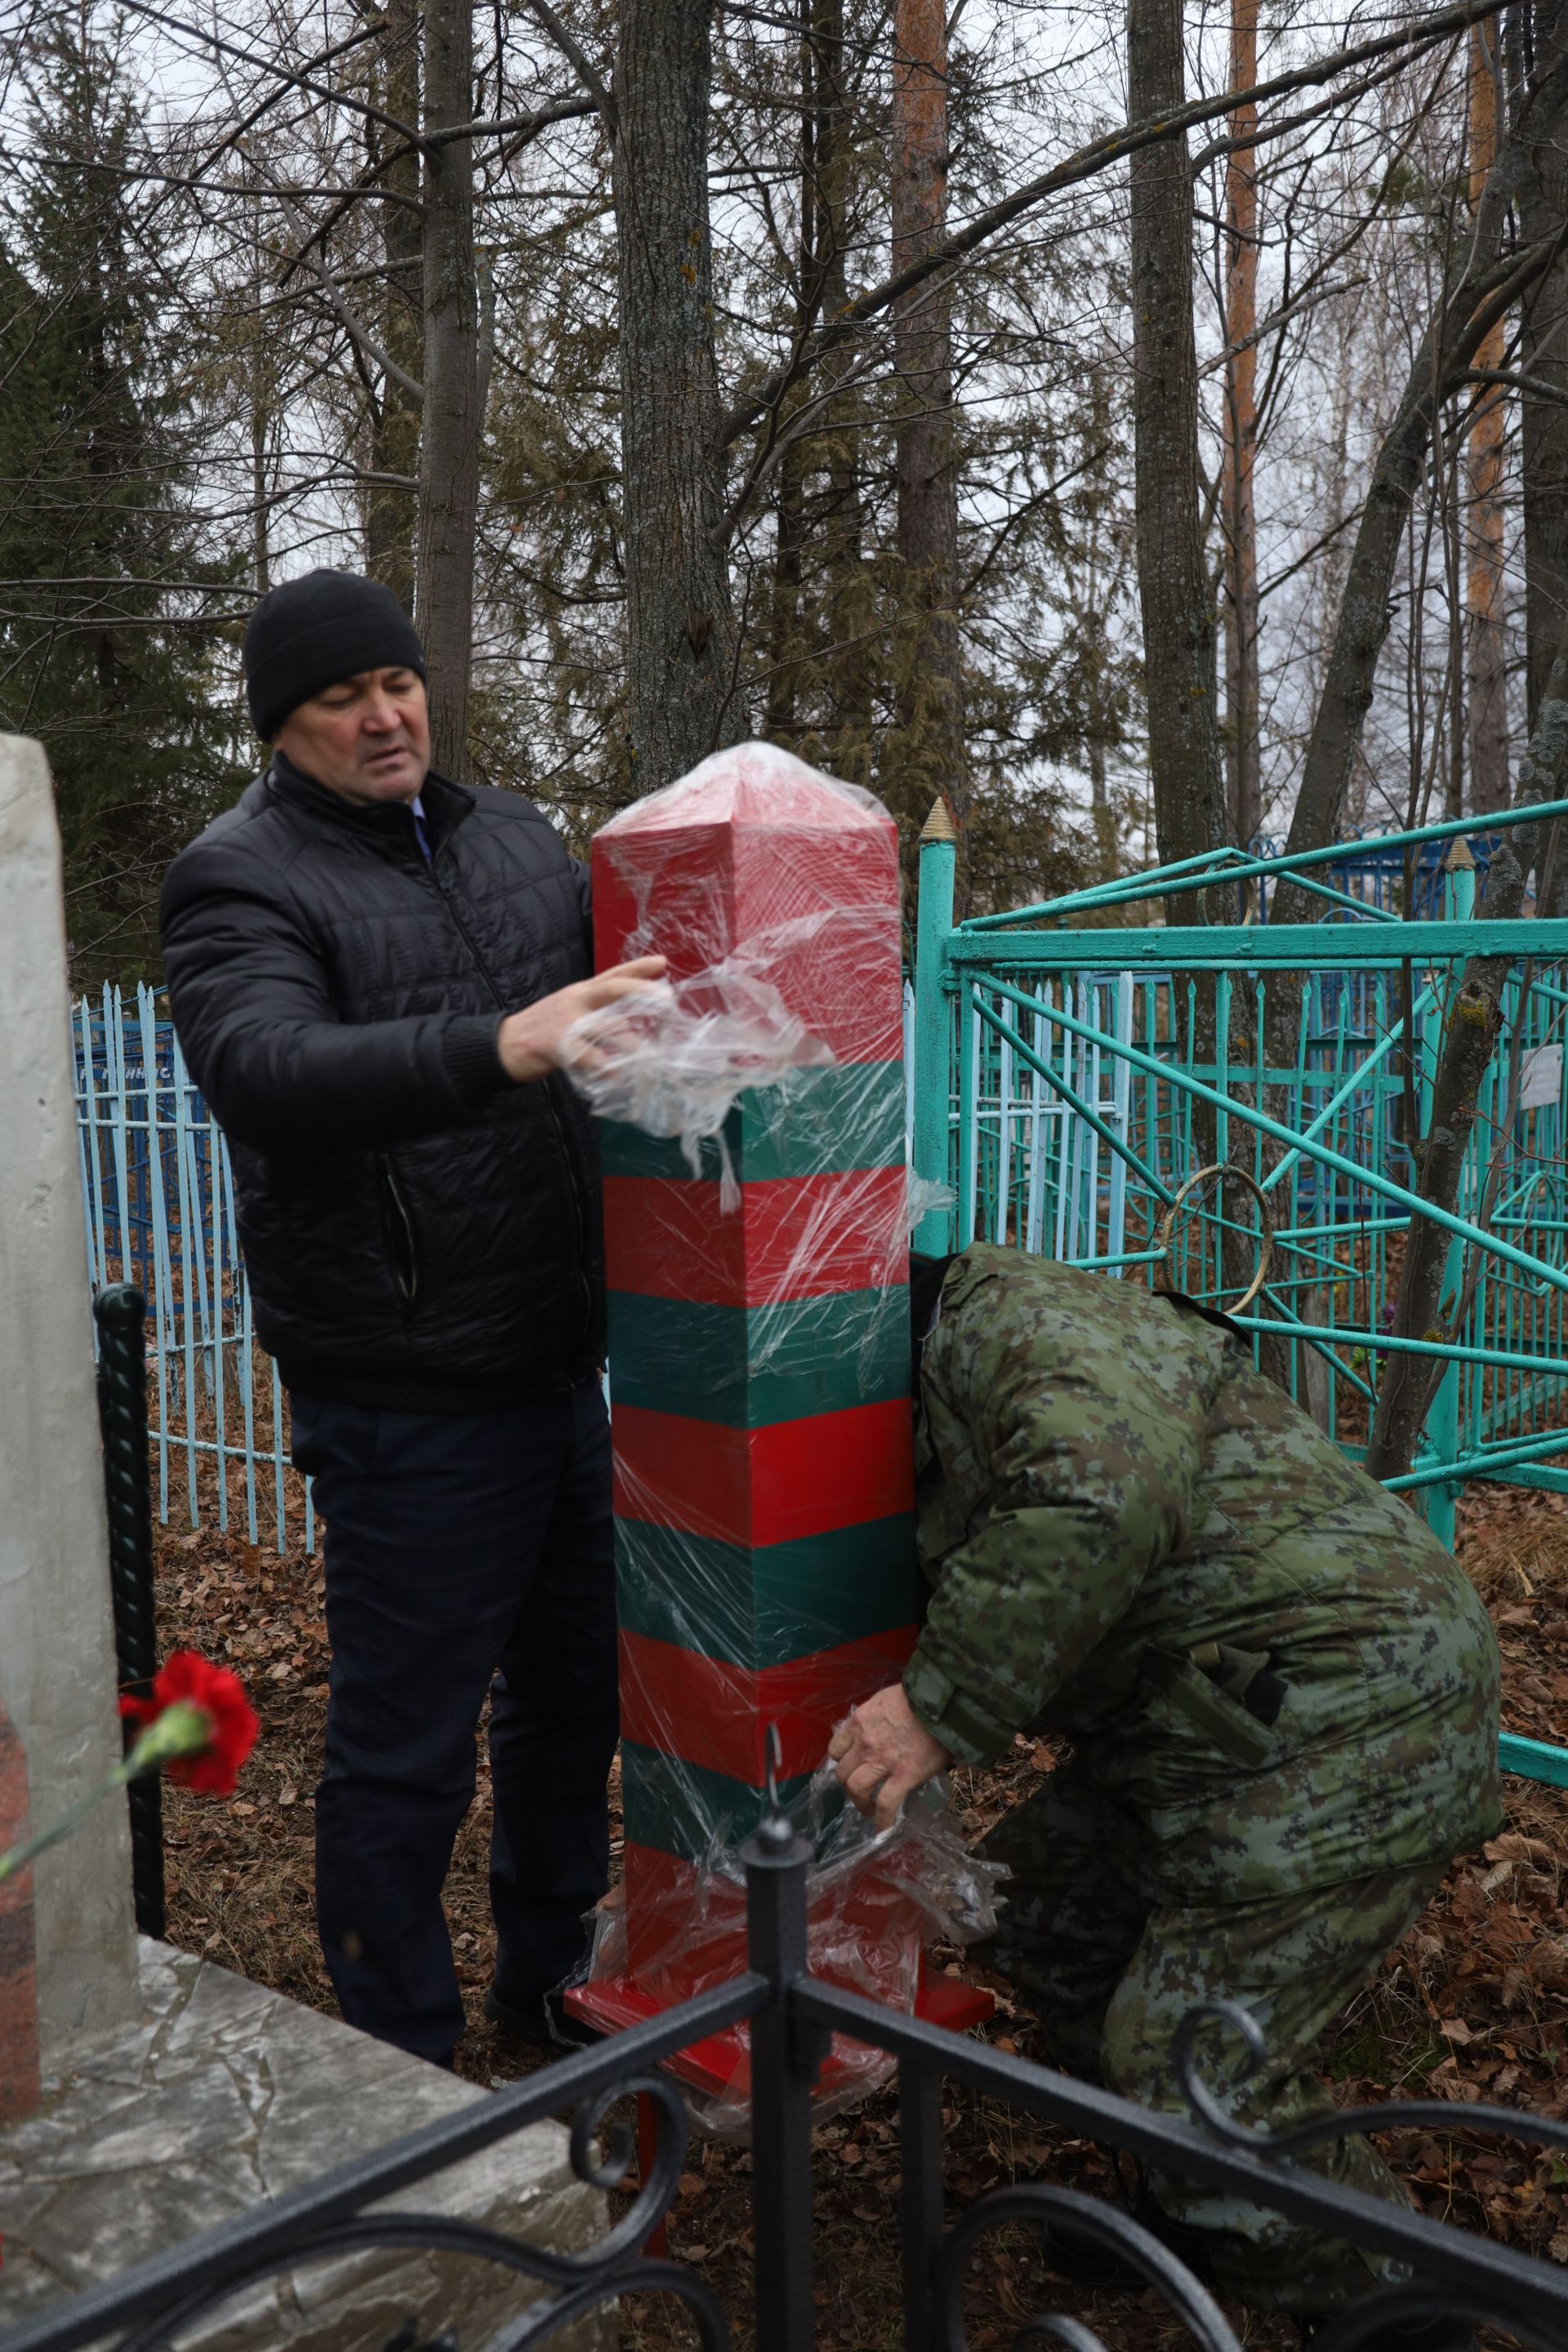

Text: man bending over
xmin=832 ymin=1244 xmax=1501 ymax=2351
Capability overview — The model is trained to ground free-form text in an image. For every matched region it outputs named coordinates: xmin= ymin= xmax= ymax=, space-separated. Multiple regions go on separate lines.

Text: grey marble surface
xmin=0 ymin=1940 xmax=615 ymax=2352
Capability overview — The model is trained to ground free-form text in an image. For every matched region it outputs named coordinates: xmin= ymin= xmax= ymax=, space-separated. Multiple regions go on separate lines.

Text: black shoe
xmin=1300 ymin=2310 xmax=1478 ymax=2352
xmin=482 ymin=1982 xmax=597 ymax=2051
xmin=1031 ymin=2217 xmax=1143 ymax=2288
xmin=1027 ymin=2188 xmax=1217 ymax=2291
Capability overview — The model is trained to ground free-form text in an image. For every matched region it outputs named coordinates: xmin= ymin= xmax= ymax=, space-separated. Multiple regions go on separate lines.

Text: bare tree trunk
xmin=1128 ymin=0 xmax=1227 ymax=886
xmin=1521 ymin=0 xmax=1568 ymax=781
xmin=1467 ymin=20 xmax=1511 ymax=813
xmin=767 ymin=0 xmax=841 ymax=751
xmin=249 ymin=199 xmax=271 ymax=599
xmin=613 ymin=0 xmax=738 ymax=795
xmin=1364 ymin=612 xmax=1568 ymax=1482
xmin=813 ymin=0 xmax=871 ymax=774
xmin=417 ymin=0 xmax=479 ymax=776
xmin=368 ymin=0 xmax=422 ymax=615
xmin=891 ymin=0 xmax=964 ymax=867
xmin=765 ymin=430 xmax=805 ymax=742
xmin=1222 ymin=0 xmax=1261 ymax=849
xmin=1271 ymin=25 xmax=1568 ymax=916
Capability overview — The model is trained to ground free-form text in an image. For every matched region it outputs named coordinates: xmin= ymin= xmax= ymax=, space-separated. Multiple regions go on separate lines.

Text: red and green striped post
xmin=568 ymin=748 xmax=929 ymax=2069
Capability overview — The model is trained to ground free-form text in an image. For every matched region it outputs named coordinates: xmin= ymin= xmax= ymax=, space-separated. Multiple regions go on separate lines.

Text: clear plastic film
xmin=562 ymin=928 xmax=836 ymax=1209
xmin=574 ymin=1763 xmax=1004 ymax=2139
xmin=560 ymin=741 xmax=991 ymax=2119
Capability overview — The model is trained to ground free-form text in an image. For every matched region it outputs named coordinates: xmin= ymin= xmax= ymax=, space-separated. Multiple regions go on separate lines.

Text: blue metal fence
xmin=75 ymin=985 xmax=314 ymax=1555
xmin=1250 ymin=828 xmax=1503 ymax=920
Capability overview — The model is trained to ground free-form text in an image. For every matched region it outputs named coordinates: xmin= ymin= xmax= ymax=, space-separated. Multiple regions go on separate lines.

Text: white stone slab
xmin=0 ymin=1940 xmax=616 ymax=2352
xmin=0 ymin=734 xmax=136 ymax=2061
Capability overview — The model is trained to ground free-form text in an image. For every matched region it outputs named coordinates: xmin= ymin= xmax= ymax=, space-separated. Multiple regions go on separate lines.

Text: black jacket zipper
xmin=380 ymin=1159 xmax=419 ymax=1304
xmin=425 ymin=836 xmax=595 ymax=1347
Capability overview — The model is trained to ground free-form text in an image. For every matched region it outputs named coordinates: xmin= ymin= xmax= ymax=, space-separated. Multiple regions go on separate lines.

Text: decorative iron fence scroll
xmin=0 ymin=1807 xmax=1564 ymax=2352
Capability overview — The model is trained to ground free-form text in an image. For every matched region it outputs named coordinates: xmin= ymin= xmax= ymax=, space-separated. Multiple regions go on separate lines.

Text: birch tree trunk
xmin=891 ymin=0 xmax=964 ymax=871
xmin=1128 ymin=0 xmax=1227 ymax=884
xmin=417 ymin=0 xmax=479 ymax=776
xmin=613 ymin=0 xmax=738 ymax=795
xmin=1466 ymin=20 xmax=1511 ymax=814
xmin=1222 ymin=0 xmax=1261 ymax=850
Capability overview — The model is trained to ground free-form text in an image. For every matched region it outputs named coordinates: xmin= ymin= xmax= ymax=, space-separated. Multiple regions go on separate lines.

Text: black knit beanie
xmin=243 ymin=571 xmax=426 ymax=741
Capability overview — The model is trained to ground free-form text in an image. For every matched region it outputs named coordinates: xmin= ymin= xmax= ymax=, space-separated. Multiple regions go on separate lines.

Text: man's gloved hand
xmin=830 ymin=1682 xmax=952 ymax=1830
xmin=497 ymin=958 xmax=667 ymax=1082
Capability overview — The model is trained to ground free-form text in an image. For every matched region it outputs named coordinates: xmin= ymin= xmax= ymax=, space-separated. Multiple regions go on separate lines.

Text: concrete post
xmin=590 ymin=746 xmax=916 ymax=1908
xmin=0 ymin=736 xmax=137 ymax=2056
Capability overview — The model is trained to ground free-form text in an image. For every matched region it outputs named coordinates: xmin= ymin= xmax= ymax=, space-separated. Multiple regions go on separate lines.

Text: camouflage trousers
xmin=974 ymin=1765 xmax=1447 ymax=2315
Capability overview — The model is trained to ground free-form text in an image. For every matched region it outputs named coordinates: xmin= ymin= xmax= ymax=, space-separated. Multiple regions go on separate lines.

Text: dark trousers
xmin=290 ymin=1379 xmax=618 ymax=2065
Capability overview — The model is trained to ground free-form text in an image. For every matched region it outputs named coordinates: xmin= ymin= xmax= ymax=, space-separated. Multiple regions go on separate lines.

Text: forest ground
xmin=152 ymin=1481 xmax=1568 ymax=2350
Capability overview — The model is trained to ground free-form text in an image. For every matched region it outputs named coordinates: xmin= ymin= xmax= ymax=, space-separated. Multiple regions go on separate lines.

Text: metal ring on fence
xmin=1153 ymin=1164 xmax=1274 ymax=1317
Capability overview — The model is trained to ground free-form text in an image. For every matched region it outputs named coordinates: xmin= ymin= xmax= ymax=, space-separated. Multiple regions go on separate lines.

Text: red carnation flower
xmin=119 ymin=1652 xmax=259 ymax=1797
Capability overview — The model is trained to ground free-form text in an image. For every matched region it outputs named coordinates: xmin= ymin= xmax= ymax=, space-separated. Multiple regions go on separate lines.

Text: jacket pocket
xmin=378 ymin=1158 xmax=419 ymax=1306
xmin=1140 ymin=1646 xmax=1281 ymax=1770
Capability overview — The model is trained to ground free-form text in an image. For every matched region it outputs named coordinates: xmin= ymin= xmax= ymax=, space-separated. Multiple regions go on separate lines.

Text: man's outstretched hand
xmin=830 ymin=1683 xmax=952 ymax=1831
xmin=497 ymin=957 xmax=667 ymax=1083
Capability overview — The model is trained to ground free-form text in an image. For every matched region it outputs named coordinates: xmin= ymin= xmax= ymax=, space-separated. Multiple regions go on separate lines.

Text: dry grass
xmin=152 ymin=1477 xmax=1568 ymax=2351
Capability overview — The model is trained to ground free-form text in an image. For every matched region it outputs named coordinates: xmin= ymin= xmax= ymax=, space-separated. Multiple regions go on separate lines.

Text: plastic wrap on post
xmin=560 ymin=740 xmax=992 ymax=2118
xmin=577 ymin=1764 xmax=1004 ymax=2137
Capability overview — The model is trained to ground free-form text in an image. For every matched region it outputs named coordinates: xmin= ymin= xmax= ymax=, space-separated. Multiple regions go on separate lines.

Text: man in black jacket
xmin=161 ymin=571 xmax=661 ymax=2065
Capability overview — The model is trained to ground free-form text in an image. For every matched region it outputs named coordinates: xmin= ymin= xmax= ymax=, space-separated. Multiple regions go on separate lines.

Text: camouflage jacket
xmin=903 ymin=1245 xmax=1502 ymax=1901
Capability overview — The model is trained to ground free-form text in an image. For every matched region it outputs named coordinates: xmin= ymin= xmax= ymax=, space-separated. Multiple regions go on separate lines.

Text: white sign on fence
xmin=1520 ymin=1043 xmax=1564 ymax=1112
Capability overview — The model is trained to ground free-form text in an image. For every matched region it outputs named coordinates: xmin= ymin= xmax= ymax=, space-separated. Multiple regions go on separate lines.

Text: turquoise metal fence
xmin=74 ymin=984 xmax=314 ymax=1555
xmin=909 ymin=799 xmax=1568 ymax=1789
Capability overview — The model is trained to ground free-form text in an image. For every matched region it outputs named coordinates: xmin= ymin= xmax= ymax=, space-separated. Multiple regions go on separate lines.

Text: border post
xmin=912 ymin=800 xmax=957 ymax=1255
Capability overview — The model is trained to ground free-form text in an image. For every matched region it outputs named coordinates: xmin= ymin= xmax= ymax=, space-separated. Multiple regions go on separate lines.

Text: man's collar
xmin=267 ymin=751 xmax=474 ymax=848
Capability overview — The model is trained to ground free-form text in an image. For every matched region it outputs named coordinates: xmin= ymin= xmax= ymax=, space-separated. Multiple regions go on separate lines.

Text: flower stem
xmin=0 ymin=1703 xmax=214 ymax=1884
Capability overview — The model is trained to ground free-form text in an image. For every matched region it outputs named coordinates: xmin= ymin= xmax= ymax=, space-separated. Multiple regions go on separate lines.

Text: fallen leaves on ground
xmin=153 ymin=1467 xmax=1568 ymax=2350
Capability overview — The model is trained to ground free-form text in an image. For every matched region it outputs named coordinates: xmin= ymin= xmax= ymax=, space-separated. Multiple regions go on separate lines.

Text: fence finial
xmin=1443 ymin=833 xmax=1477 ymax=871
xmin=919 ymin=796 xmax=957 ymax=846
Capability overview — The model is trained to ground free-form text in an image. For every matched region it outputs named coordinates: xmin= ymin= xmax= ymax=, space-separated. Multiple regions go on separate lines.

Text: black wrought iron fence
xmin=3 ymin=1810 xmax=1567 ymax=2352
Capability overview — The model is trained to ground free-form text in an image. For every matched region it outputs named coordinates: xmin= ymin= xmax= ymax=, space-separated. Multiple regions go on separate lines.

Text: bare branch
xmin=513 ymin=0 xmax=617 ymax=140
xmin=109 ymin=0 xmax=416 ymax=145
xmin=719 ymin=0 xmax=1511 ymax=452
xmin=245 ymin=144 xmax=425 ymax=399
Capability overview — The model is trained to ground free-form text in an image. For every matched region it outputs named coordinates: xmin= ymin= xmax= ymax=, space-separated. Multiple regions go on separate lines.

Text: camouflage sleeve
xmin=902 ymin=1290 xmax=1213 ymax=1766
